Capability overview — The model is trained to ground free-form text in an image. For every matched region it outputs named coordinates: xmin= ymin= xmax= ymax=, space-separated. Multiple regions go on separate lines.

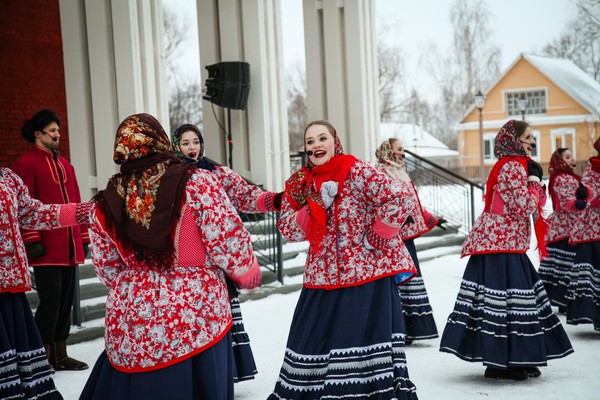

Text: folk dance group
xmin=2 ymin=112 xmax=598 ymax=399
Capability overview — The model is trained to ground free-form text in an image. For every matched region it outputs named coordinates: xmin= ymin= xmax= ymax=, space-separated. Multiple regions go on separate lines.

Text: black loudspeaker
xmin=203 ymin=62 xmax=250 ymax=110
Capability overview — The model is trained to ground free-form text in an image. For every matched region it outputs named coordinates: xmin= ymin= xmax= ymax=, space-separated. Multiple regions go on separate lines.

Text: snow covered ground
xmin=53 ymin=243 xmax=598 ymax=399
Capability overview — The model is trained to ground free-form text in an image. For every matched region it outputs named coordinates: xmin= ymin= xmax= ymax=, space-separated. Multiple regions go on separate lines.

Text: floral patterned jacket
xmin=11 ymin=145 xmax=90 ymax=266
xmin=90 ymin=169 xmax=258 ymax=372
xmin=213 ymin=165 xmax=277 ymax=212
xmin=461 ymin=159 xmax=543 ymax=257
xmin=569 ymin=164 xmax=600 ymax=244
xmin=0 ymin=168 xmax=82 ymax=293
xmin=278 ymin=160 xmax=417 ymax=289
xmin=546 ymin=172 xmax=579 ymax=244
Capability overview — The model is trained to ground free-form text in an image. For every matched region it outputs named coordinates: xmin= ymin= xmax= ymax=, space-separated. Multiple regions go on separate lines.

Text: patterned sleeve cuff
xmin=257 ymin=191 xmax=275 ymax=212
xmin=234 ymin=260 xmax=262 ymax=290
xmin=295 ymin=206 xmax=311 ymax=234
xmin=527 ymin=181 xmax=546 ymax=208
xmin=373 ymin=219 xmax=401 ymax=239
xmin=365 ymin=219 xmax=401 ymax=250
xmin=59 ymin=203 xmax=76 ymax=226
xmin=75 ymin=202 xmax=94 ymax=225
xmin=565 ymin=199 xmax=578 ymax=212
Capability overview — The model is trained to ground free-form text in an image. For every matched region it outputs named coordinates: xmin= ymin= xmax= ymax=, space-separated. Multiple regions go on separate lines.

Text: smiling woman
xmin=304 ymin=121 xmax=336 ymax=166
xmin=270 ymin=119 xmax=420 ymax=399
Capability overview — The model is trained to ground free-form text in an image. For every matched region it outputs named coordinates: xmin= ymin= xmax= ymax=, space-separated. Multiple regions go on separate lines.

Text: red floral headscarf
xmin=375 ymin=138 xmax=411 ymax=182
xmin=95 ymin=113 xmax=193 ymax=268
xmin=548 ymin=149 xmax=575 ymax=176
xmin=494 ymin=119 xmax=527 ymax=159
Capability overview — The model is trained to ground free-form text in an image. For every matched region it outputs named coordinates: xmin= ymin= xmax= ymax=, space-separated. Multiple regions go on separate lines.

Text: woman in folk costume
xmin=0 ymin=168 xmax=91 ymax=400
xmin=375 ymin=138 xmax=447 ymax=343
xmin=268 ymin=120 xmax=419 ymax=400
xmin=565 ymin=136 xmax=600 ymax=330
xmin=80 ymin=114 xmax=261 ymax=400
xmin=171 ymin=123 xmax=282 ymax=382
xmin=439 ymin=120 xmax=573 ymax=381
xmin=171 ymin=123 xmax=283 ymax=214
xmin=538 ymin=148 xmax=580 ymax=313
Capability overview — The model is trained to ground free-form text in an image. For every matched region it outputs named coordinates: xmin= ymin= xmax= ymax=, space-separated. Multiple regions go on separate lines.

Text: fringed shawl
xmin=94 ymin=113 xmax=193 ymax=269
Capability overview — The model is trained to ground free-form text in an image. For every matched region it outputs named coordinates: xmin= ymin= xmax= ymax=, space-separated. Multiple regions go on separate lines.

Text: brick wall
xmin=0 ymin=0 xmax=70 ymax=167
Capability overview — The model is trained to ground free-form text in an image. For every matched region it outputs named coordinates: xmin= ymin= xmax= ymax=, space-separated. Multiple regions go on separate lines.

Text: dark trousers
xmin=33 ymin=266 xmax=76 ymax=344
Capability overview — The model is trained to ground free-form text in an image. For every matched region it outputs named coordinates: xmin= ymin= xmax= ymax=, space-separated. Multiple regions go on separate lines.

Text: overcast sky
xmin=164 ymin=0 xmax=576 ymax=100
xmin=281 ymin=0 xmax=575 ymax=68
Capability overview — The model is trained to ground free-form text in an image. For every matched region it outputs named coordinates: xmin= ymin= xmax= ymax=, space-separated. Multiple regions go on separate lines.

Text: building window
xmin=507 ymin=91 xmax=547 ymax=117
xmin=530 ymin=130 xmax=540 ymax=160
xmin=483 ymin=133 xmax=495 ymax=163
xmin=551 ymin=127 xmax=576 ymax=157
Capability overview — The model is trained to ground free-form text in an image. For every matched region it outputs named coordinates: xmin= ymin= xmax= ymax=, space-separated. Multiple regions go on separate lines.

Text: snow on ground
xmin=53 ymin=245 xmax=599 ymax=399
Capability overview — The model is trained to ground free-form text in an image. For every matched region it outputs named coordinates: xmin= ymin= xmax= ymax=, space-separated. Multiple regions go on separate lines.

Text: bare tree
xmin=286 ymin=62 xmax=308 ymax=152
xmin=421 ymin=0 xmax=501 ymax=147
xmin=542 ymin=0 xmax=600 ymax=81
xmin=449 ymin=0 xmax=501 ymax=108
xmin=377 ymin=26 xmax=411 ymax=122
xmin=168 ymin=80 xmax=203 ymax=130
xmin=162 ymin=4 xmax=203 ymax=130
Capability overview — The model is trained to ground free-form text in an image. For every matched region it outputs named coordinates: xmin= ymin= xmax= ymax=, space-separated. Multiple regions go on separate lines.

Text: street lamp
xmin=517 ymin=93 xmax=529 ymax=121
xmin=474 ymin=90 xmax=487 ymax=183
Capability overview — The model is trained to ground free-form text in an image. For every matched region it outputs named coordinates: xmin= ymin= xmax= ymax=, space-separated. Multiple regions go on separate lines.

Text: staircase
xmin=25 ymin=224 xmax=464 ymax=345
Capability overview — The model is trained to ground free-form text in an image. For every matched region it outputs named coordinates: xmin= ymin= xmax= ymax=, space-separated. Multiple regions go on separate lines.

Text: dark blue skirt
xmin=566 ymin=240 xmax=600 ymax=330
xmin=538 ymin=239 xmax=576 ymax=307
xmin=230 ymin=297 xmax=257 ymax=381
xmin=0 ymin=292 xmax=63 ymax=400
xmin=439 ymin=253 xmax=574 ymax=368
xmin=79 ymin=332 xmax=234 ymax=400
xmin=397 ymin=239 xmax=438 ymax=341
xmin=268 ymin=277 xmax=418 ymax=400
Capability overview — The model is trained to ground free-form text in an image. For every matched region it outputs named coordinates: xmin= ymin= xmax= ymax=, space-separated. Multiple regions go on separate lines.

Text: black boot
xmin=484 ymin=367 xmax=528 ymax=381
xmin=43 ymin=343 xmax=56 ymax=372
xmin=54 ymin=340 xmax=89 ymax=370
xmin=522 ymin=367 xmax=541 ymax=378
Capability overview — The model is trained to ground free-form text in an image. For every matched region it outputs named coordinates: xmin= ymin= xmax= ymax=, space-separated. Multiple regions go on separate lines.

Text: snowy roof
xmin=461 ymin=54 xmax=600 ymax=124
xmin=523 ymin=54 xmax=600 ymax=115
xmin=379 ymin=122 xmax=458 ymax=158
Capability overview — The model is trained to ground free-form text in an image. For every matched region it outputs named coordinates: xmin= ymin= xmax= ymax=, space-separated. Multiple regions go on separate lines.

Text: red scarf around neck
xmin=286 ymin=154 xmax=357 ymax=245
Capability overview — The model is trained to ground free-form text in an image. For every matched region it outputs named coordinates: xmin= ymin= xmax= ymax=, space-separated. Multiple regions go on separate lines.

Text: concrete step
xmin=55 ymin=232 xmax=463 ymax=345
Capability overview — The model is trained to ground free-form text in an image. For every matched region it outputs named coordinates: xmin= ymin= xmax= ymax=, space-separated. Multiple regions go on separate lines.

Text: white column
xmin=303 ymin=0 xmax=380 ymax=162
xmin=197 ymin=0 xmax=289 ymax=191
xmin=59 ymin=0 xmax=169 ymax=195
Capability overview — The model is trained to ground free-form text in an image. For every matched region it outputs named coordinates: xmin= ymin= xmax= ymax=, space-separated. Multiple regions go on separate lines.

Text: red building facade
xmin=0 ymin=0 xmax=70 ymax=167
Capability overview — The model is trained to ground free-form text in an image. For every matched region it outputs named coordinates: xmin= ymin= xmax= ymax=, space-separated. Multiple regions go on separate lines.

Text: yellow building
xmin=457 ymin=53 xmax=600 ymax=180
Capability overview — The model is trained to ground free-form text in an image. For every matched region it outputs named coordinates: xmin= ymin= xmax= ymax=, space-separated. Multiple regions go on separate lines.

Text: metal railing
xmin=403 ymin=149 xmax=484 ymax=235
xmin=290 ymin=150 xmax=482 ymax=234
xmin=238 ymin=211 xmax=284 ymax=283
